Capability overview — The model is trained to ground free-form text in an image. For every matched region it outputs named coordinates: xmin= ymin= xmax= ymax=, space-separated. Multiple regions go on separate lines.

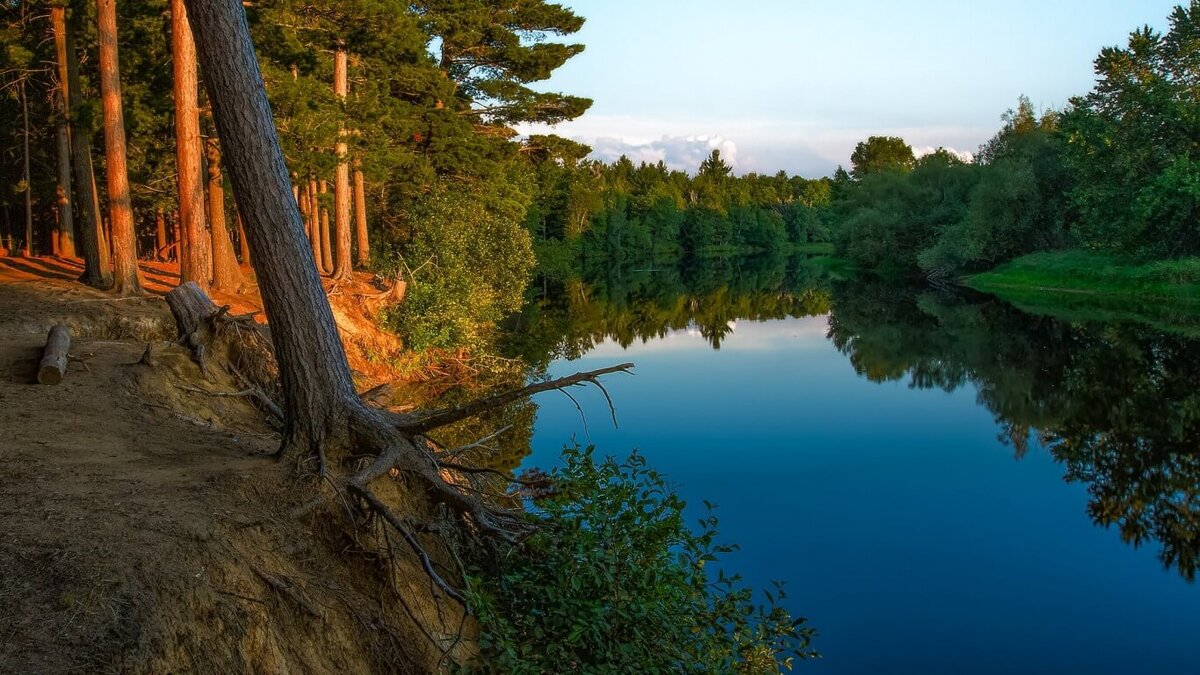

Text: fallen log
xmin=38 ymin=324 xmax=71 ymax=385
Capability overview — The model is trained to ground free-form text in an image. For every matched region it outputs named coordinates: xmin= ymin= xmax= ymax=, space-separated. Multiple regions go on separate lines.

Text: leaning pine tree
xmin=180 ymin=0 xmax=627 ymax=591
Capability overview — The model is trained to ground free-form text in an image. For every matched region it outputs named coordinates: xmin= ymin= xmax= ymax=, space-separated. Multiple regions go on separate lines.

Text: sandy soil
xmin=0 ymin=257 xmax=452 ymax=674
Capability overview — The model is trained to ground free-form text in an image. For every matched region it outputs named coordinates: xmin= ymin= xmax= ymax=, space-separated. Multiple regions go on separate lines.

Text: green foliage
xmin=968 ymin=250 xmax=1200 ymax=306
xmin=462 ymin=445 xmax=818 ymax=674
xmin=523 ymin=148 xmax=833 ymax=269
xmin=849 ymin=136 xmax=915 ymax=179
xmin=1061 ymin=1 xmax=1200 ymax=257
xmin=386 ymin=182 xmax=536 ymax=350
xmin=834 ymin=99 xmax=1070 ymax=278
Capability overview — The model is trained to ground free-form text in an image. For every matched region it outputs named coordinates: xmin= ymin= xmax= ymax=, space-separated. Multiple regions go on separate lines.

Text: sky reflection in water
xmin=521 ymin=297 xmax=1200 ymax=674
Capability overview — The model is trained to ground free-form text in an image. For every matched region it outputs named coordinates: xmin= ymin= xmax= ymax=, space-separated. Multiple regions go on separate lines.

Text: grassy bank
xmin=966 ymin=250 xmax=1200 ymax=333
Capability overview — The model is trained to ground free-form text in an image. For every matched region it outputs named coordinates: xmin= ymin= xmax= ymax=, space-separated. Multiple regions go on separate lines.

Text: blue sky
xmin=517 ymin=0 xmax=1183 ymax=177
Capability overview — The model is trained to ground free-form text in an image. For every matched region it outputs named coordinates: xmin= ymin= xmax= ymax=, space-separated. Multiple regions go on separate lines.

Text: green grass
xmin=965 ymin=250 xmax=1200 ymax=335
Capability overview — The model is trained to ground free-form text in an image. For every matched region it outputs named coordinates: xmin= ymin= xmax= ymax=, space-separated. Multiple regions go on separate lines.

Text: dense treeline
xmin=524 ymin=143 xmax=834 ymax=266
xmin=833 ymin=2 xmax=1200 ymax=278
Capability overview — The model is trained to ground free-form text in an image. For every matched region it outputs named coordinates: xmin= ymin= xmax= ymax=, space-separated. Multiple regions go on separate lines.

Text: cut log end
xmin=38 ymin=324 xmax=71 ymax=385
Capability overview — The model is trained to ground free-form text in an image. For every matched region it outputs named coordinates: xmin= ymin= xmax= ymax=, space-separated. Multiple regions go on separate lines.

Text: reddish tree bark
xmin=50 ymin=9 xmax=77 ymax=260
xmin=207 ymin=136 xmax=242 ymax=290
xmin=155 ymin=208 xmax=167 ymax=260
xmin=319 ymin=179 xmax=333 ymax=274
xmin=172 ymin=0 xmax=210 ymax=291
xmin=353 ymin=162 xmax=368 ymax=267
xmin=236 ymin=212 xmax=251 ymax=266
xmin=332 ymin=47 xmax=353 ymax=280
xmin=96 ymin=0 xmax=142 ymax=295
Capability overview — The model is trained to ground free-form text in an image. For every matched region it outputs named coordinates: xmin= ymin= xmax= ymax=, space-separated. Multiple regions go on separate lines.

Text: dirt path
xmin=0 ymin=258 xmax=459 ymax=674
xmin=0 ymin=261 xmax=281 ymax=672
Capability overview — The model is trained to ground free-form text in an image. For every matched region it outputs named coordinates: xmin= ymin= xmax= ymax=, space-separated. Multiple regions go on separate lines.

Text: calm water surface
xmin=505 ymin=260 xmax=1200 ymax=673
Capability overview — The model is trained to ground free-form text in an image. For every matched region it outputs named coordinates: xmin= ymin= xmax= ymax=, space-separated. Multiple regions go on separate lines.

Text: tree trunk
xmin=353 ymin=163 xmax=369 ymax=268
xmin=155 ymin=208 xmax=167 ymax=259
xmin=96 ymin=0 xmax=142 ymax=295
xmin=308 ymin=178 xmax=323 ymax=272
xmin=181 ymin=0 xmax=362 ymax=455
xmin=172 ymin=212 xmax=181 ymax=262
xmin=332 ymin=47 xmax=352 ymax=280
xmin=207 ymin=136 xmax=242 ymax=290
xmin=236 ymin=212 xmax=251 ymax=266
xmin=173 ymin=0 xmax=210 ymax=291
xmin=38 ymin=325 xmax=72 ymax=385
xmin=50 ymin=10 xmax=79 ymax=259
xmin=63 ymin=4 xmax=110 ymax=286
xmin=299 ymin=179 xmax=311 ymax=240
xmin=54 ymin=124 xmax=77 ymax=258
xmin=20 ymin=80 xmax=33 ymax=257
xmin=319 ymin=179 xmax=333 ymax=275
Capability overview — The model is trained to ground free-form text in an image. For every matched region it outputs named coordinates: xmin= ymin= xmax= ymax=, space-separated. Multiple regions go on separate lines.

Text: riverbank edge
xmin=963 ymin=250 xmax=1200 ymax=333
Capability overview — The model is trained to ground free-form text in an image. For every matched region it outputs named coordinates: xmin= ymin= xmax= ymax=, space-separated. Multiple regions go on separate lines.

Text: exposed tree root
xmin=165 ymin=281 xmax=633 ymax=658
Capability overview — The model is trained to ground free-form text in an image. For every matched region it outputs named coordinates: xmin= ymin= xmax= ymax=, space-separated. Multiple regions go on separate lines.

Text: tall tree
xmin=418 ymin=0 xmax=592 ymax=129
xmin=331 ymin=45 xmax=352 ymax=280
xmin=173 ymin=0 xmax=210 ymax=290
xmin=207 ymin=135 xmax=242 ymax=290
xmin=64 ymin=0 xmax=111 ymax=286
xmin=50 ymin=4 xmax=77 ymax=258
xmin=181 ymin=0 xmax=365 ymax=457
xmin=353 ymin=158 xmax=368 ymax=266
xmin=96 ymin=0 xmax=142 ymax=294
xmin=850 ymin=136 xmax=916 ymax=180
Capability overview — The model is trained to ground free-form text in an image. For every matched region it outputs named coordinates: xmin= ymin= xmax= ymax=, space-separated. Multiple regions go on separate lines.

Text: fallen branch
xmin=400 ymin=363 xmax=634 ymax=433
xmin=37 ymin=324 xmax=70 ymax=385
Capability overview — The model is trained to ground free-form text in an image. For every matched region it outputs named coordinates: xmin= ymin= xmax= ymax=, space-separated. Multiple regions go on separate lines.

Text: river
xmin=499 ymin=253 xmax=1200 ymax=673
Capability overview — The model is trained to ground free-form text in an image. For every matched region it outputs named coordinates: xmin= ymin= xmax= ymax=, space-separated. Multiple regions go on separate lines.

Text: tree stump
xmin=166 ymin=281 xmax=222 ymax=375
xmin=38 ymin=324 xmax=71 ymax=385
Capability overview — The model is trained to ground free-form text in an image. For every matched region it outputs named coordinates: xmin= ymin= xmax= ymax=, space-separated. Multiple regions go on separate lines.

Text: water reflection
xmin=502 ymin=251 xmax=834 ymax=366
xmin=493 ymin=255 xmax=1200 ymax=581
xmin=828 ymin=280 xmax=1200 ymax=580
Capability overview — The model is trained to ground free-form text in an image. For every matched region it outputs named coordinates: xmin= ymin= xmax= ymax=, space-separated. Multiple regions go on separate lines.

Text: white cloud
xmin=587 ymin=134 xmax=738 ymax=173
xmin=913 ymin=146 xmax=975 ymax=163
xmin=518 ymin=115 xmax=993 ymax=177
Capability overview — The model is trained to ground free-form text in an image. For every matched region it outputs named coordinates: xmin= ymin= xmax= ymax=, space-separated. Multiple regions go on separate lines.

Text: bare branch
xmin=400 ymin=363 xmax=634 ymax=433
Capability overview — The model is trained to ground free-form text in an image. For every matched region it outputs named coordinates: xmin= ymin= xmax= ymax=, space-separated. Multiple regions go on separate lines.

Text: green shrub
xmin=385 ymin=184 xmax=536 ymax=351
xmin=462 ymin=445 xmax=818 ymax=674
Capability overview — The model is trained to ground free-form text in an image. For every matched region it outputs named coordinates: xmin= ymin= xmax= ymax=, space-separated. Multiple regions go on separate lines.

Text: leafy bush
xmin=462 ymin=445 xmax=818 ymax=674
xmin=386 ymin=183 xmax=536 ymax=351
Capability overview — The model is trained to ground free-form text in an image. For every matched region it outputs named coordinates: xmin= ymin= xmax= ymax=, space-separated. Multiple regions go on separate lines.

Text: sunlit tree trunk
xmin=207 ymin=136 xmax=242 ymax=290
xmin=353 ymin=160 xmax=368 ymax=267
xmin=54 ymin=125 xmax=76 ymax=258
xmin=332 ymin=47 xmax=352 ymax=280
xmin=96 ymin=0 xmax=142 ymax=294
xmin=172 ymin=0 xmax=209 ymax=291
xmin=63 ymin=1 xmax=110 ymax=285
xmin=155 ymin=208 xmax=167 ymax=260
xmin=236 ymin=212 xmax=250 ymax=266
xmin=307 ymin=178 xmax=322 ymax=269
xmin=172 ymin=211 xmax=181 ymax=262
xmin=299 ymin=179 xmax=311 ymax=240
xmin=51 ymin=8 xmax=77 ymax=259
xmin=319 ymin=179 xmax=332 ymax=274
